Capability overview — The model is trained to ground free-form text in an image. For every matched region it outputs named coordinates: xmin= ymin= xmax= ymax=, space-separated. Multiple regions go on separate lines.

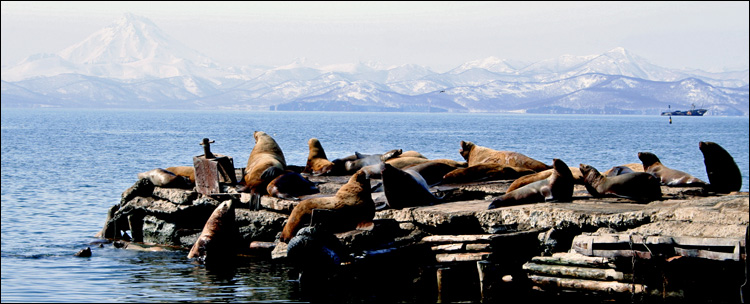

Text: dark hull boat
xmin=661 ymin=104 xmax=707 ymax=116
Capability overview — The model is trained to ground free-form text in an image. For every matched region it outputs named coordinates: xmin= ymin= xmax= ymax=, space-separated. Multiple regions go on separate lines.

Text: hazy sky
xmin=1 ymin=1 xmax=748 ymax=73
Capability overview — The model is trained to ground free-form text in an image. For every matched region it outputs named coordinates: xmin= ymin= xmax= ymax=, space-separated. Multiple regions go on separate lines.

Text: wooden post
xmin=436 ymin=267 xmax=448 ymax=303
xmin=477 ymin=260 xmax=494 ymax=303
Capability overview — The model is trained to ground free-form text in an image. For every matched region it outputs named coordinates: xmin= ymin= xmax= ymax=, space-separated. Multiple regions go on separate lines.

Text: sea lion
xmin=441 ymin=163 xmax=535 ymax=184
xmin=344 ymin=149 xmax=402 ymax=173
xmin=459 ymin=140 xmax=551 ymax=172
xmin=579 ymin=163 xmax=662 ymax=201
xmin=165 ymin=166 xmax=196 ymax=183
xmin=137 ymin=168 xmax=190 ymax=188
xmin=360 ymin=156 xmax=434 ymax=179
xmin=187 ymin=200 xmax=237 ymax=265
xmin=385 ymin=156 xmax=431 ymax=169
xmin=602 ymin=163 xmax=643 ymax=177
xmin=381 ymin=162 xmax=442 ymax=209
xmin=266 ymin=171 xmax=320 ymax=200
xmin=280 ymin=170 xmax=375 ymax=242
xmin=637 ymin=152 xmax=707 ymax=187
xmin=398 ymin=150 xmax=427 ymax=159
xmin=506 ymin=167 xmax=584 ymax=192
xmin=303 ymin=138 xmax=334 ymax=176
xmin=403 ymin=160 xmax=466 ymax=186
xmin=488 ymin=158 xmax=574 ymax=209
xmin=241 ymin=131 xmax=287 ymax=194
xmin=330 ymin=154 xmax=360 ymax=176
xmin=74 ymin=247 xmax=92 ymax=257
xmin=699 ymin=141 xmax=742 ymax=193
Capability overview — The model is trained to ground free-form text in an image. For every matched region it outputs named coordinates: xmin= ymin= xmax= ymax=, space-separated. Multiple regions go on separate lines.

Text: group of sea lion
xmin=131 ymin=132 xmax=742 ymax=265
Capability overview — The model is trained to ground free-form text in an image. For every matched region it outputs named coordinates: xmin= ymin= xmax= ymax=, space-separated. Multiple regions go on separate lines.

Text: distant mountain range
xmin=2 ymin=13 xmax=748 ymax=115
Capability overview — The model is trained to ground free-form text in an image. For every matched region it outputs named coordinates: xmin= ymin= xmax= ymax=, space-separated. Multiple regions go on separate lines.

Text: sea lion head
xmin=380 ymin=149 xmax=403 ymax=161
xmin=579 ymin=163 xmax=605 ymax=196
xmin=637 ymin=152 xmax=661 ymax=169
xmin=308 ymin=138 xmax=327 ymax=157
xmin=459 ymin=141 xmax=474 ymax=161
xmin=550 ymin=158 xmax=574 ymax=201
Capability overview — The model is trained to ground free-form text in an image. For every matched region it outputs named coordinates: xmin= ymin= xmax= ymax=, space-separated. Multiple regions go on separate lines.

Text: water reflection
xmin=115 ymin=250 xmax=299 ymax=302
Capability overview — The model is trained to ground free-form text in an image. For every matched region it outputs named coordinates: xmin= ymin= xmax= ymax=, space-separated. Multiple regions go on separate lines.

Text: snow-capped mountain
xmin=2 ymin=13 xmax=232 ymax=83
xmin=1 ymin=14 xmax=748 ymax=115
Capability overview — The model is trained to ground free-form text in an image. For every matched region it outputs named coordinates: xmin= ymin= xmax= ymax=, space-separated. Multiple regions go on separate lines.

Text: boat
xmin=661 ymin=104 xmax=707 ymax=116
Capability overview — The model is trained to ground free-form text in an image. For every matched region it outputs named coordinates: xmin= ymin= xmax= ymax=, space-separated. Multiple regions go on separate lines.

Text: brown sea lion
xmin=187 ymin=200 xmax=237 ymax=265
xmin=459 ymin=140 xmax=551 ymax=172
xmin=137 ymin=168 xmax=190 ymax=188
xmin=241 ymin=131 xmax=287 ymax=194
xmin=488 ymin=158 xmax=574 ymax=209
xmin=506 ymin=167 xmax=584 ymax=193
xmin=266 ymin=171 xmax=320 ymax=200
xmin=699 ymin=141 xmax=742 ymax=193
xmin=385 ymin=156 xmax=431 ymax=169
xmin=442 ymin=163 xmax=535 ymax=184
xmin=165 ymin=166 xmax=196 ymax=183
xmin=303 ymin=138 xmax=335 ymax=176
xmin=637 ymin=152 xmax=707 ymax=187
xmin=398 ymin=150 xmax=427 ymax=159
xmin=602 ymin=163 xmax=643 ymax=177
xmin=579 ymin=163 xmax=662 ymax=201
xmin=381 ymin=163 xmax=442 ymax=208
xmin=280 ymin=170 xmax=375 ymax=242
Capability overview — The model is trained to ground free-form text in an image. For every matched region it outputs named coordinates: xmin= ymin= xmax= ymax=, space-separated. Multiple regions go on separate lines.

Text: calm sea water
xmin=2 ymin=108 xmax=748 ymax=303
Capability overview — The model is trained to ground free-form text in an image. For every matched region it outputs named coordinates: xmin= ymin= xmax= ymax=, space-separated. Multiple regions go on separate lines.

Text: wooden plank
xmin=528 ymin=275 xmax=646 ymax=294
xmin=435 ymin=252 xmax=491 ymax=263
xmin=431 ymin=243 xmax=492 ymax=252
xmin=523 ymin=262 xmax=631 ymax=281
xmin=432 ymin=243 xmax=464 ymax=252
xmin=531 ymin=252 xmax=616 ymax=268
xmin=674 ymin=247 xmax=741 ymax=261
xmin=672 ymin=236 xmax=745 ymax=247
xmin=422 ymin=234 xmax=495 ymax=243
xmin=465 ymin=243 xmax=491 ymax=251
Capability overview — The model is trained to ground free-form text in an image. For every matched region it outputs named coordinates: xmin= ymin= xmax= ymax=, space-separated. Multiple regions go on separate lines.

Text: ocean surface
xmin=1 ymin=108 xmax=748 ymax=303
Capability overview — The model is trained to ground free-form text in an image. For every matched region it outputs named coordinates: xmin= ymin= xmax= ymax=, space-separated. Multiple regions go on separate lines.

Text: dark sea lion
xmin=165 ymin=166 xmax=196 ymax=183
xmin=330 ymin=154 xmax=360 ymax=176
xmin=488 ymin=158 xmax=574 ymax=209
xmin=459 ymin=140 xmax=551 ymax=172
xmin=506 ymin=167 xmax=584 ymax=192
xmin=266 ymin=171 xmax=320 ymax=200
xmin=241 ymin=131 xmax=287 ymax=194
xmin=280 ymin=170 xmax=374 ymax=242
xmin=637 ymin=152 xmax=707 ymax=187
xmin=74 ymin=247 xmax=92 ymax=257
xmin=699 ymin=141 xmax=742 ymax=193
xmin=579 ymin=163 xmax=662 ymax=201
xmin=403 ymin=160 xmax=465 ymax=186
xmin=303 ymin=138 xmax=335 ymax=176
xmin=441 ymin=163 xmax=535 ymax=184
xmin=602 ymin=163 xmax=643 ymax=177
xmin=381 ymin=163 xmax=442 ymax=208
xmin=287 ymin=226 xmax=349 ymax=297
xmin=187 ymin=200 xmax=238 ymax=265
xmin=344 ymin=149 xmax=403 ymax=174
xmin=137 ymin=168 xmax=190 ymax=188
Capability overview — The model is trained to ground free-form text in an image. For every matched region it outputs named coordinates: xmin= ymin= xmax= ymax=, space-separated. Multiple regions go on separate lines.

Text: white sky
xmin=1 ymin=1 xmax=748 ymax=73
